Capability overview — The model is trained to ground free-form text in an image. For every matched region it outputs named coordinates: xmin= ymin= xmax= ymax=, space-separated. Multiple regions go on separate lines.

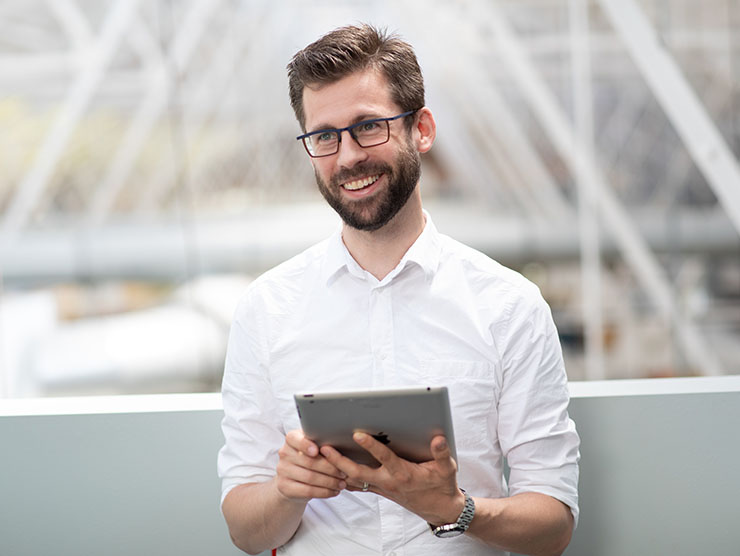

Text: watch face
xmin=434 ymin=526 xmax=465 ymax=538
xmin=430 ymin=489 xmax=475 ymax=538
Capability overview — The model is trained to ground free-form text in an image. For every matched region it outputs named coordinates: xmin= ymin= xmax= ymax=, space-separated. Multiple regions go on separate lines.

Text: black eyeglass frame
xmin=296 ymin=109 xmax=419 ymax=158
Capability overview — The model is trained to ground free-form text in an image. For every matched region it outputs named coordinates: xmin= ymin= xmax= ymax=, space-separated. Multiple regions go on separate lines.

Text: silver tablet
xmin=294 ymin=386 xmax=457 ymax=468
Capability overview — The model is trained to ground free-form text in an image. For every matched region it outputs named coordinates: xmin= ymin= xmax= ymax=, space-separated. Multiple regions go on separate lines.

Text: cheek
xmin=315 ymin=159 xmax=335 ymax=177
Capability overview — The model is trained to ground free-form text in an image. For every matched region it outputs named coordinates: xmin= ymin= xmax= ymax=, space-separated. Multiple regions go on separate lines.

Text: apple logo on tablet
xmin=372 ymin=432 xmax=390 ymax=446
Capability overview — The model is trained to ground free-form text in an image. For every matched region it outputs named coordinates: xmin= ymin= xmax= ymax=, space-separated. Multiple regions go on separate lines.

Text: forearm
xmin=467 ymin=492 xmax=574 ymax=556
xmin=222 ymin=480 xmax=307 ymax=555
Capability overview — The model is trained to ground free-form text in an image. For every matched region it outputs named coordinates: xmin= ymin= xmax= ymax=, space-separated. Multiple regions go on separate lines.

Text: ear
xmin=414 ymin=107 xmax=436 ymax=154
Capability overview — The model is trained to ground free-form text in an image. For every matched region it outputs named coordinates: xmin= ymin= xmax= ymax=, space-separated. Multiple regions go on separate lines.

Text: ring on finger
xmin=362 ymin=481 xmax=369 ymax=492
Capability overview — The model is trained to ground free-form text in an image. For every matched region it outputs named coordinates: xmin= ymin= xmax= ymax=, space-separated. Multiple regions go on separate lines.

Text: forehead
xmin=302 ymin=69 xmax=399 ymax=130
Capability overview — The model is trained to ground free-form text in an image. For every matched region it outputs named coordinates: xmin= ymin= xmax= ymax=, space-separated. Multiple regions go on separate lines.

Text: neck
xmin=341 ymin=190 xmax=425 ymax=281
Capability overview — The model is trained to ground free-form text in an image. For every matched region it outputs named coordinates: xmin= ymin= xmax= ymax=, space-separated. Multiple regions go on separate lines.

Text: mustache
xmin=330 ymin=162 xmax=392 ymax=187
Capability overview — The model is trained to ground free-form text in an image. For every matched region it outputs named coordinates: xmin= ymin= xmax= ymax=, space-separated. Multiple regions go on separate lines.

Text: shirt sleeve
xmin=217 ymin=292 xmax=284 ymax=507
xmin=495 ymin=285 xmax=581 ymax=526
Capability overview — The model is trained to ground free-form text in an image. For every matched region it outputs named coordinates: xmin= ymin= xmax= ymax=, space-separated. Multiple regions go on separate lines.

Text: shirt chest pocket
xmin=416 ymin=359 xmax=499 ymax=453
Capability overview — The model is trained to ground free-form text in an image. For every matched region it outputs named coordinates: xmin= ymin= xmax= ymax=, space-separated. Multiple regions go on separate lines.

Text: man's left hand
xmin=320 ymin=433 xmax=465 ymax=526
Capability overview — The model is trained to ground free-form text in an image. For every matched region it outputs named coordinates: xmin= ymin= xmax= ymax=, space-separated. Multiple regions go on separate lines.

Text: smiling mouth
xmin=342 ymin=174 xmax=381 ymax=191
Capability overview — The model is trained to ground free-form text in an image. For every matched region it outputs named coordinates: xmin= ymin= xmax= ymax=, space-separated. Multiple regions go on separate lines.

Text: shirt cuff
xmin=507 ymin=463 xmax=580 ymax=528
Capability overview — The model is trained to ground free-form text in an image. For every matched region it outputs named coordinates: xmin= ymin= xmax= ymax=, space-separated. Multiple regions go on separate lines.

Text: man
xmin=218 ymin=24 xmax=580 ymax=556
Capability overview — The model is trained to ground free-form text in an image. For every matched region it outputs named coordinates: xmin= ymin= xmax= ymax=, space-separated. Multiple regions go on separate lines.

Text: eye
xmin=316 ymin=131 xmax=336 ymax=143
xmin=358 ymin=121 xmax=381 ymax=133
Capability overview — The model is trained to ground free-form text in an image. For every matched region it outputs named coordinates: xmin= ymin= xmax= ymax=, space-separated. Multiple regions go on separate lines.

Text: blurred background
xmin=0 ymin=0 xmax=738 ymax=398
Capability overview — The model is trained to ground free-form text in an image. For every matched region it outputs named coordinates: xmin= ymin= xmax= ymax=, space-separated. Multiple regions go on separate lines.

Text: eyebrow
xmin=307 ymin=113 xmax=382 ymax=134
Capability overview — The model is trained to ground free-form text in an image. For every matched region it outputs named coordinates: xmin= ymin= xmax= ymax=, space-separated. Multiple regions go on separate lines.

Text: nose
xmin=335 ymin=129 xmax=369 ymax=169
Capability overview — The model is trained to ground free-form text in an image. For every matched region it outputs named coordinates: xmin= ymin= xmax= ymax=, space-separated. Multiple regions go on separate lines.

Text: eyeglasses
xmin=296 ymin=110 xmax=418 ymax=158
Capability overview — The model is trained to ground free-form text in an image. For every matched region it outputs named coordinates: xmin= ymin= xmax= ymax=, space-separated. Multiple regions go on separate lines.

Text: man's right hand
xmin=275 ymin=430 xmax=347 ymax=502
xmin=223 ymin=431 xmax=347 ymax=554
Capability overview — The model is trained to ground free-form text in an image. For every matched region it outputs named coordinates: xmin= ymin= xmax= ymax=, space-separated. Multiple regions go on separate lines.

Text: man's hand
xmin=320 ymin=433 xmax=465 ymax=525
xmin=275 ymin=429 xmax=347 ymax=502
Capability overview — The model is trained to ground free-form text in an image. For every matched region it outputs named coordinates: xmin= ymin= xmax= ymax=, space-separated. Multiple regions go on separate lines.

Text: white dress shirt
xmin=218 ymin=212 xmax=580 ymax=556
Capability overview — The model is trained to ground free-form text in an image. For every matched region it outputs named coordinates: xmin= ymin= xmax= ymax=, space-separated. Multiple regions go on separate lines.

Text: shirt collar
xmin=322 ymin=209 xmax=442 ymax=286
xmin=322 ymin=226 xmax=351 ymax=285
xmin=395 ymin=209 xmax=441 ymax=282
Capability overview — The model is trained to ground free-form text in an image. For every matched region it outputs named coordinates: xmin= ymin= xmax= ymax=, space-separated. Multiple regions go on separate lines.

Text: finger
xmin=276 ymin=453 xmax=348 ymax=495
xmin=284 ymin=463 xmax=348 ymax=492
xmin=280 ymin=443 xmax=347 ymax=479
xmin=276 ymin=476 xmax=343 ymax=501
xmin=285 ymin=429 xmax=319 ymax=457
xmin=430 ymin=435 xmax=457 ymax=472
xmin=320 ymin=445 xmax=374 ymax=482
xmin=297 ymin=451 xmax=348 ymax=478
xmin=345 ymin=483 xmax=376 ymax=493
xmin=353 ymin=432 xmax=399 ymax=470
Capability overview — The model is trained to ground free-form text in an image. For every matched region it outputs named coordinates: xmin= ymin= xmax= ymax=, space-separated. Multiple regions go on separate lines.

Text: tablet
xmin=294 ymin=386 xmax=457 ymax=468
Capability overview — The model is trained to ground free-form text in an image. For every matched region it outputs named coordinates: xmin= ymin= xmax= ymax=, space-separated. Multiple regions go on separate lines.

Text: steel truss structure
xmin=0 ymin=0 xmax=738 ymax=382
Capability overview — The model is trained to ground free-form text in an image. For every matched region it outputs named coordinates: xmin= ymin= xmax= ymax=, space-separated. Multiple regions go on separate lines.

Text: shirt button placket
xmin=369 ymin=284 xmax=394 ymax=387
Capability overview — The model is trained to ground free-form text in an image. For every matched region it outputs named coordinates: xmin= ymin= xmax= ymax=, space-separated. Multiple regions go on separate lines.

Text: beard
xmin=314 ymin=138 xmax=422 ymax=232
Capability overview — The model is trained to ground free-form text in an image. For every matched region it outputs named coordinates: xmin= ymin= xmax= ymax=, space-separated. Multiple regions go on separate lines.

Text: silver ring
xmin=362 ymin=481 xmax=369 ymax=492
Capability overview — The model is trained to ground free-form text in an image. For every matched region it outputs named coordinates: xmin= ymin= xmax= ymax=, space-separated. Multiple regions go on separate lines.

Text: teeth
xmin=343 ymin=174 xmax=380 ymax=191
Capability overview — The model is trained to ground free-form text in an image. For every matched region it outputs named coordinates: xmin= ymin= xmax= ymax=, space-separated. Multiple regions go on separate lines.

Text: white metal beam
xmin=1 ymin=205 xmax=736 ymax=283
xmin=653 ymin=83 xmax=730 ymax=205
xmin=483 ymin=0 xmax=723 ymax=375
xmin=46 ymin=0 xmax=94 ymax=52
xmin=598 ymin=0 xmax=740 ymax=237
xmin=570 ymin=0 xmax=605 ymax=380
xmin=0 ymin=53 xmax=77 ymax=81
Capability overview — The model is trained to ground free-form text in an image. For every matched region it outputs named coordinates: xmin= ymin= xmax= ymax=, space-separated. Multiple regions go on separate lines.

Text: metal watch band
xmin=429 ymin=488 xmax=476 ymax=538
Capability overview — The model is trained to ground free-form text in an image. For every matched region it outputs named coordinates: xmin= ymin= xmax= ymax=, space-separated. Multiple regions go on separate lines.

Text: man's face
xmin=302 ymin=70 xmax=421 ymax=232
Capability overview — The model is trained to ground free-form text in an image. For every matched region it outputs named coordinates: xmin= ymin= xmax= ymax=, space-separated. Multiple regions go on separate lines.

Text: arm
xmin=468 ymin=492 xmax=573 ymax=556
xmin=222 ymin=482 xmax=305 ymax=555
xmin=322 ymin=433 xmax=573 ymax=556
xmin=219 ymin=293 xmax=345 ymax=554
xmin=223 ymin=431 xmax=347 ymax=555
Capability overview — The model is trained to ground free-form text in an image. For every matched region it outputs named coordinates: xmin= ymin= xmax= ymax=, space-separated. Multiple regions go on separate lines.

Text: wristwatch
xmin=429 ymin=489 xmax=476 ymax=538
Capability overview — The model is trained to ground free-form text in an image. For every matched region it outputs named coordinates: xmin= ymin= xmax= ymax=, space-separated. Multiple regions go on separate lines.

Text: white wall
xmin=1 ymin=377 xmax=739 ymax=556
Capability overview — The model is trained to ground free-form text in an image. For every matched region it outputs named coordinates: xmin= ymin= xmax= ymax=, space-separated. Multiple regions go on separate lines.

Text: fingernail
xmin=354 ymin=432 xmax=367 ymax=442
xmin=339 ymin=481 xmax=347 ymax=489
xmin=307 ymin=445 xmax=318 ymax=456
xmin=438 ymin=439 xmax=447 ymax=450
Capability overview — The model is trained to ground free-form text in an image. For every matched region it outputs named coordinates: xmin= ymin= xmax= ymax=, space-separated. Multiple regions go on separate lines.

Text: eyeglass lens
xmin=305 ymin=120 xmax=389 ymax=157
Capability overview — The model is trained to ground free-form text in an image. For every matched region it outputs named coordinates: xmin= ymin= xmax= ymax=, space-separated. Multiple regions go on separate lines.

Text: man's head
xmin=287 ymin=24 xmax=425 ymax=132
xmin=288 ymin=25 xmax=435 ymax=232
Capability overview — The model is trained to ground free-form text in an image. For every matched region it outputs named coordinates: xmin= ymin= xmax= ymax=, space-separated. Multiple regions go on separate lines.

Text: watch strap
xmin=429 ymin=488 xmax=475 ymax=538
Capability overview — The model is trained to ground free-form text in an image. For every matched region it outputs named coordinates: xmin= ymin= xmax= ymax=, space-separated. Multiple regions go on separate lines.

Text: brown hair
xmin=287 ymin=24 xmax=425 ymax=131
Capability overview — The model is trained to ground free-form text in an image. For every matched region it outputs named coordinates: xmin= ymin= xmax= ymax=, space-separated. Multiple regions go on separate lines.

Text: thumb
xmin=431 ymin=435 xmax=455 ymax=467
